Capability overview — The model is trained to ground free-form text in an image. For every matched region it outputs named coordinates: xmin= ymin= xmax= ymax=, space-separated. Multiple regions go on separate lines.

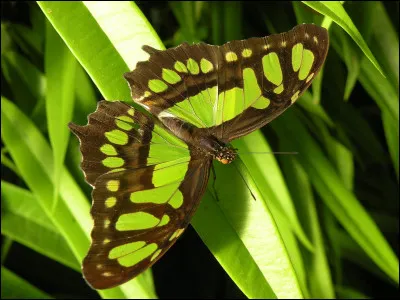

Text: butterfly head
xmin=215 ymin=145 xmax=236 ymax=164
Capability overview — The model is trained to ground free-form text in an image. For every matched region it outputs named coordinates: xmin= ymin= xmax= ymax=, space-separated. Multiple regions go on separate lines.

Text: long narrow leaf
xmin=278 ymin=149 xmax=334 ymax=298
xmin=45 ymin=20 xmax=77 ymax=212
xmin=1 ymin=181 xmax=80 ymax=271
xmin=1 ymin=267 xmax=52 ymax=299
xmin=382 ymin=111 xmax=399 ymax=179
xmin=272 ymin=108 xmax=399 ymax=284
xmin=303 ymin=1 xmax=385 ymax=76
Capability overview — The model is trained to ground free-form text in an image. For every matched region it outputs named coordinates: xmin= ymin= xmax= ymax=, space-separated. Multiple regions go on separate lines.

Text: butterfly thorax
xmin=160 ymin=116 xmax=236 ymax=164
xmin=197 ymin=134 xmax=236 ymax=164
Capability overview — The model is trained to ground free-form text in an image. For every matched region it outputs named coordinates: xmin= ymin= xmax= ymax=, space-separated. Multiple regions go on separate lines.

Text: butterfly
xmin=69 ymin=23 xmax=329 ymax=289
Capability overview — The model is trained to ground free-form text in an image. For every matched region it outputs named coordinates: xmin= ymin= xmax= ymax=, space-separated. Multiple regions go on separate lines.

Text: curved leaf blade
xmin=272 ymin=108 xmax=399 ymax=284
xmin=1 ymin=181 xmax=80 ymax=272
xmin=1 ymin=267 xmax=52 ymax=299
xmin=45 ymin=20 xmax=77 ymax=212
xmin=302 ymin=1 xmax=385 ymax=76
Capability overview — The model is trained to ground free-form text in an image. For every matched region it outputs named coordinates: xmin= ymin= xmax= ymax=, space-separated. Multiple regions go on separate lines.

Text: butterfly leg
xmin=211 ymin=163 xmax=220 ymax=202
xmin=232 ymin=160 xmax=257 ymax=201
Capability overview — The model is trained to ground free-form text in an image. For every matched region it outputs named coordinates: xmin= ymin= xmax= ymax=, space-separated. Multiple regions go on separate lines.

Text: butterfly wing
xmin=212 ymin=24 xmax=329 ymax=141
xmin=69 ymin=101 xmax=211 ymax=289
xmin=124 ymin=24 xmax=329 ymax=142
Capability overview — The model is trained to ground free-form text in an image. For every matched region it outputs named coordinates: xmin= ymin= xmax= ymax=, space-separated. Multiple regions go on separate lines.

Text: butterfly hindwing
xmin=69 ymin=101 xmax=152 ymax=185
xmin=124 ymin=24 xmax=329 ymax=142
xmin=69 ymin=101 xmax=212 ymax=289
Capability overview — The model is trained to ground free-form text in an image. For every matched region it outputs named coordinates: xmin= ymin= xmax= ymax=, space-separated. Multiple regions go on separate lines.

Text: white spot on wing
xmin=138 ymin=102 xmax=150 ymax=110
xmin=159 ymin=111 xmax=176 ymax=119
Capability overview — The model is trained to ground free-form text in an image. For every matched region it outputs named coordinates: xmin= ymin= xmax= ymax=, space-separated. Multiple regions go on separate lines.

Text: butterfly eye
xmin=219 ymin=158 xmax=230 ymax=164
xmin=215 ymin=147 xmax=236 ymax=164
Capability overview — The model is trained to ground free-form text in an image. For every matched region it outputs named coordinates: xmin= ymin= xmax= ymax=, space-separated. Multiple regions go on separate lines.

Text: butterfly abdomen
xmin=153 ymin=111 xmax=236 ymax=164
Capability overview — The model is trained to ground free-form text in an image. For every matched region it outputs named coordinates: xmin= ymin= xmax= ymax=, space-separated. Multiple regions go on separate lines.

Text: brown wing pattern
xmin=69 ymin=101 xmax=154 ymax=185
xmin=214 ymin=24 xmax=329 ymax=141
xmin=82 ymin=157 xmax=211 ymax=289
xmin=123 ymin=24 xmax=329 ymax=141
xmin=69 ymin=101 xmax=212 ymax=289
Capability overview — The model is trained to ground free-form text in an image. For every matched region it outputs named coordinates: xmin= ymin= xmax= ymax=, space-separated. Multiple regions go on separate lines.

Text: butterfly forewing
xmin=69 ymin=101 xmax=211 ymax=289
xmin=215 ymin=24 xmax=329 ymax=141
xmin=124 ymin=24 xmax=329 ymax=142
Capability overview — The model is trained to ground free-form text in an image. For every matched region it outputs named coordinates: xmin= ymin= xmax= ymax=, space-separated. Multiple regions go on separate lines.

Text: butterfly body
xmin=156 ymin=115 xmax=237 ymax=164
xmin=70 ymin=23 xmax=329 ymax=289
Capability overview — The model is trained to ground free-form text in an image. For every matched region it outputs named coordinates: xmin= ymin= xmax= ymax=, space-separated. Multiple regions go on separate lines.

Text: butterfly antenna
xmin=237 ymin=151 xmax=298 ymax=155
xmin=210 ymin=163 xmax=220 ymax=202
xmin=231 ymin=160 xmax=257 ymax=201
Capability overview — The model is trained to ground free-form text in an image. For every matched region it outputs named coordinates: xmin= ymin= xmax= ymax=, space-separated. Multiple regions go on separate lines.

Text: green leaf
xmin=309 ymin=116 xmax=354 ymax=190
xmin=223 ymin=1 xmax=242 ymax=41
xmin=210 ymin=1 xmax=242 ymax=44
xmin=10 ymin=23 xmax=43 ymax=54
xmin=302 ymin=1 xmax=385 ymax=77
xmin=323 ymin=207 xmax=343 ymax=285
xmin=352 ymin=2 xmax=399 ymax=179
xmin=233 ymin=132 xmax=314 ymax=252
xmin=45 ymin=20 xmax=77 ymax=212
xmin=38 ymin=1 xmax=163 ymax=103
xmin=278 ymin=148 xmax=334 ymax=298
xmin=1 ymin=267 xmax=52 ymax=299
xmin=1 ymin=50 xmax=45 ymax=114
xmin=3 ymin=21 xmax=43 ymax=65
xmin=333 ymin=228 xmax=396 ymax=285
xmin=339 ymin=1 xmax=376 ymax=101
xmin=382 ymin=110 xmax=399 ymax=179
xmin=169 ymin=2 xmax=197 ymax=43
xmin=73 ymin=63 xmax=97 ymax=125
xmin=358 ymin=57 xmax=399 ymax=177
xmin=1 ymin=148 xmax=20 ymax=177
xmin=1 ymin=24 xmax=13 ymax=54
xmin=199 ymin=155 xmax=302 ymax=298
xmin=336 ymin=25 xmax=361 ymax=101
xmin=192 ymin=191 xmax=277 ymax=299
xmin=211 ymin=2 xmax=223 ymax=44
xmin=335 ymin=286 xmax=371 ymax=299
xmin=297 ymin=91 xmax=334 ymax=127
xmin=1 ymin=237 xmax=13 ymax=264
xmin=367 ymin=2 xmax=399 ymax=91
xmin=167 ymin=2 xmax=208 ymax=46
xmin=271 ymin=108 xmax=399 ymax=284
xmin=1 ymin=181 xmax=80 ymax=272
xmin=30 ymin=2 xmax=46 ymax=47
xmin=326 ymin=4 xmax=399 ymax=165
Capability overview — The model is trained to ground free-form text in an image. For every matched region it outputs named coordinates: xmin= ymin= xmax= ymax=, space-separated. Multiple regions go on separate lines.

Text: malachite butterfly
xmin=69 ymin=23 xmax=329 ymax=289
